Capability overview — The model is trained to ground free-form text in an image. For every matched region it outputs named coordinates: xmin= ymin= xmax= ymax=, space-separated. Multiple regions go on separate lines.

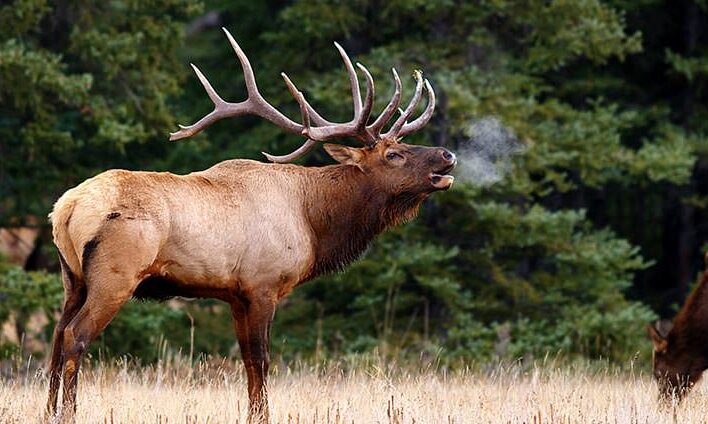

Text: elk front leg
xmin=231 ymin=297 xmax=276 ymax=424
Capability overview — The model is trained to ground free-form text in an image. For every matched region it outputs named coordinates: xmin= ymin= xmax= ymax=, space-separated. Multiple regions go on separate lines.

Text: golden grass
xmin=1 ymin=358 xmax=705 ymax=424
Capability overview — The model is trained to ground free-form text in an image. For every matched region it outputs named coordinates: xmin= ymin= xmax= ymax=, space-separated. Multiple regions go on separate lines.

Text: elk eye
xmin=386 ymin=151 xmax=403 ymax=161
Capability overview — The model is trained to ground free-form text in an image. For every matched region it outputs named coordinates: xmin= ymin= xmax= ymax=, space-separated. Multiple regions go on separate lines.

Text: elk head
xmin=647 ymin=320 xmax=703 ymax=404
xmin=170 ymin=28 xmax=456 ymax=193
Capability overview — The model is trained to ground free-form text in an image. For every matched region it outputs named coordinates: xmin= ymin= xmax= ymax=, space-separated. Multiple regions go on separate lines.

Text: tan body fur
xmin=52 ymin=161 xmax=321 ymax=303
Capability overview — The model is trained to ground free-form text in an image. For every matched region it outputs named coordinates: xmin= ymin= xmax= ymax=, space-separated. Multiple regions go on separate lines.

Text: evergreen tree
xmin=0 ymin=0 xmax=202 ymax=224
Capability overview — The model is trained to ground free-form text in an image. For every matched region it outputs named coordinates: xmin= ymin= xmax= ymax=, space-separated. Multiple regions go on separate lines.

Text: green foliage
xmin=90 ymin=301 xmax=186 ymax=362
xmin=666 ymin=49 xmax=708 ymax=82
xmin=521 ymin=0 xmax=642 ymax=71
xmin=0 ymin=257 xmax=59 ymax=360
xmin=0 ymin=0 xmax=201 ymax=223
xmin=0 ymin=260 xmax=63 ymax=328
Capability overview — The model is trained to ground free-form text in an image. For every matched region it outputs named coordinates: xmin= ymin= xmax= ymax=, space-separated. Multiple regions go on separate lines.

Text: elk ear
xmin=324 ymin=144 xmax=365 ymax=170
xmin=647 ymin=321 xmax=670 ymax=353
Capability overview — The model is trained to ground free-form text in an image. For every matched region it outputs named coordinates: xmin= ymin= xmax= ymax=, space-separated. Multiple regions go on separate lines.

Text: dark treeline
xmin=1 ymin=0 xmax=707 ymax=366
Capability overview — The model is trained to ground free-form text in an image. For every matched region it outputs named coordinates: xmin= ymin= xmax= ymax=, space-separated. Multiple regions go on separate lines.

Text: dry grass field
xmin=1 ymin=357 xmax=705 ymax=424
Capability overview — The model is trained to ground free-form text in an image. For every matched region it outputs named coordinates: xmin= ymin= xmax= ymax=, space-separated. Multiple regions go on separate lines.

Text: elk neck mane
xmin=301 ymin=163 xmax=428 ymax=279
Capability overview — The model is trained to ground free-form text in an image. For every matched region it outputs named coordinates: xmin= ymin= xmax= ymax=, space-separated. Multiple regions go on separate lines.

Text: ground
xmin=1 ymin=359 xmax=703 ymax=423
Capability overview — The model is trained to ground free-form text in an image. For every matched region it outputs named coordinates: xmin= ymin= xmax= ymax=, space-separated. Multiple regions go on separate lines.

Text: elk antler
xmin=383 ymin=71 xmax=436 ymax=139
xmin=171 ymin=28 xmax=436 ymax=163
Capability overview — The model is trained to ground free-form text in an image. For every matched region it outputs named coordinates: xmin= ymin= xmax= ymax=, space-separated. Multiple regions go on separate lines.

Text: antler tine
xmin=398 ymin=79 xmax=436 ymax=138
xmin=281 ymin=73 xmax=310 ymax=134
xmin=302 ymin=98 xmax=336 ymax=126
xmin=334 ymin=42 xmax=362 ymax=115
xmin=190 ymin=63 xmax=225 ymax=106
xmin=222 ymin=27 xmax=306 ymax=133
xmin=223 ymin=28 xmax=258 ymax=101
xmin=295 ymin=90 xmax=311 ymax=132
xmin=260 ymin=74 xmax=317 ymax=163
xmin=262 ymin=139 xmax=319 ymax=163
xmin=168 ymin=64 xmax=227 ymax=140
xmin=355 ymin=63 xmax=375 ymax=131
xmin=383 ymin=70 xmax=424 ymax=139
xmin=280 ymin=72 xmax=334 ymax=127
xmin=367 ymin=68 xmax=402 ymax=138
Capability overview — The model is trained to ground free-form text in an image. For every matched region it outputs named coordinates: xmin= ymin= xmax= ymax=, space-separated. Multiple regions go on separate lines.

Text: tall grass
xmin=0 ymin=353 xmax=703 ymax=423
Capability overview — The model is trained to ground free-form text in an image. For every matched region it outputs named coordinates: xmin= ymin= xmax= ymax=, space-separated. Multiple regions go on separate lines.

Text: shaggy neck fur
xmin=301 ymin=164 xmax=427 ymax=279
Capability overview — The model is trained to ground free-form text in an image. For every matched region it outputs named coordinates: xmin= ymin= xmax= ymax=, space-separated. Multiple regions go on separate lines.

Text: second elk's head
xmin=171 ymin=28 xmax=457 ymax=195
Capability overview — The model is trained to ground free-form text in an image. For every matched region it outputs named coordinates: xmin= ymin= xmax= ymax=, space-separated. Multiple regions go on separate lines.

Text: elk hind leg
xmin=59 ymin=254 xmax=145 ymax=422
xmin=45 ymin=254 xmax=86 ymax=418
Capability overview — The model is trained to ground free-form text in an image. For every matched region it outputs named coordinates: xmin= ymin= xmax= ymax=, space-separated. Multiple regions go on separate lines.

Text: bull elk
xmin=46 ymin=28 xmax=456 ymax=423
xmin=648 ymin=252 xmax=708 ymax=404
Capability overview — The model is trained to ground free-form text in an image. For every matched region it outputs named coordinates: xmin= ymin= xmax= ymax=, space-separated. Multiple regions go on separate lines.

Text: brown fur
xmin=648 ymin=252 xmax=708 ymax=403
xmin=45 ymin=138 xmax=455 ymax=423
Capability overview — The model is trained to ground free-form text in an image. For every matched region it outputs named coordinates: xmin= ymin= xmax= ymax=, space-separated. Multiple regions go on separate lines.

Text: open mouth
xmin=429 ymin=164 xmax=456 ymax=190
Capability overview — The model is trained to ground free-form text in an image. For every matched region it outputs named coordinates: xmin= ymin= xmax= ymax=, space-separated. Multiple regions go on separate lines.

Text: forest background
xmin=1 ymin=0 xmax=708 ymax=368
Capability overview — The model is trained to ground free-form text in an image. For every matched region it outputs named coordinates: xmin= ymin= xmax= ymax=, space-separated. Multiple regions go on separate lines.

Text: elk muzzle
xmin=429 ymin=148 xmax=456 ymax=190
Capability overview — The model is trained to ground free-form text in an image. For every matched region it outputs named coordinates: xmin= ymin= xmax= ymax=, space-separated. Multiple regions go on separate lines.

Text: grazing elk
xmin=46 ymin=28 xmax=456 ymax=423
xmin=648 ymin=252 xmax=708 ymax=404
